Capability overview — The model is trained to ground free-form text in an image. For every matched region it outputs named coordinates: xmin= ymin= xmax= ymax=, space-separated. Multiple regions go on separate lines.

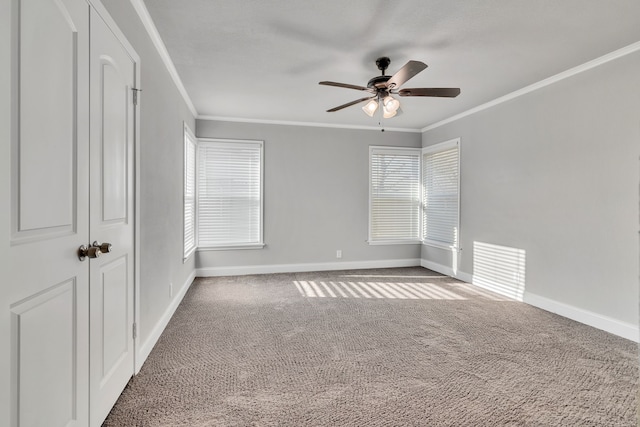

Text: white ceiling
xmin=143 ymin=0 xmax=640 ymax=130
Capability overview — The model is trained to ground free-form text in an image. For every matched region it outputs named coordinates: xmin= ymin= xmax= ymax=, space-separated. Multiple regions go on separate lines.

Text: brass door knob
xmin=78 ymin=245 xmax=102 ymax=261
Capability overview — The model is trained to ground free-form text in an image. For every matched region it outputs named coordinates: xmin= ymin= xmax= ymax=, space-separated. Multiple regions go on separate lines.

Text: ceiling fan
xmin=319 ymin=57 xmax=460 ymax=118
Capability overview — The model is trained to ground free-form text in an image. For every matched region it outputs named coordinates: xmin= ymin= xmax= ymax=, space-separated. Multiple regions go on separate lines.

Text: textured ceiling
xmin=143 ymin=0 xmax=640 ymax=130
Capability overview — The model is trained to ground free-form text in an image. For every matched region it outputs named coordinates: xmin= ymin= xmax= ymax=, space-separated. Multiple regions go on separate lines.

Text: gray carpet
xmin=103 ymin=267 xmax=638 ymax=426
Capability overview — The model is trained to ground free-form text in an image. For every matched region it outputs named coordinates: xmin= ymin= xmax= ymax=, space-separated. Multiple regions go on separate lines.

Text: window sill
xmin=197 ymin=243 xmax=265 ymax=251
xmin=367 ymin=240 xmax=422 ymax=246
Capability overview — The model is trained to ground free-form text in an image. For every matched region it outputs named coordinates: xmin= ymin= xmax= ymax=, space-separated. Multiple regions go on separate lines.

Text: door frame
xmin=89 ymin=0 xmax=142 ymax=373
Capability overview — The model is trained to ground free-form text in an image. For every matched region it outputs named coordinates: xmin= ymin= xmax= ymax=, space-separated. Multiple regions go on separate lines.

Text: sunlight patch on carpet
xmin=293 ymin=280 xmax=466 ymax=300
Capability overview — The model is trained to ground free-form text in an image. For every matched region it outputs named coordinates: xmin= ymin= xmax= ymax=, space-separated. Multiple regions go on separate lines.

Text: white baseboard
xmin=196 ymin=258 xmax=422 ymax=277
xmin=421 ymin=258 xmax=639 ymax=343
xmin=420 ymin=258 xmax=473 ymax=283
xmin=420 ymin=258 xmax=454 ymax=277
xmin=523 ymin=292 xmax=639 ymax=343
xmin=135 ymin=270 xmax=196 ymax=372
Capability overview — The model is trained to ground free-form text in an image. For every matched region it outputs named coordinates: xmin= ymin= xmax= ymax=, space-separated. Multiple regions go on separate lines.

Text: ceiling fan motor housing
xmin=367 ymin=75 xmax=391 ymax=90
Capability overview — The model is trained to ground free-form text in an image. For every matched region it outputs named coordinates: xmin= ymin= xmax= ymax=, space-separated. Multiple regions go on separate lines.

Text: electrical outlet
xmin=336 ymin=250 xmax=342 ymax=259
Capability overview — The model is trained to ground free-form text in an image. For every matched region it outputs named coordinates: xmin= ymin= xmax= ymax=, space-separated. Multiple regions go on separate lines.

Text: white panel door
xmin=89 ymin=8 xmax=136 ymax=427
xmin=6 ymin=0 xmax=90 ymax=425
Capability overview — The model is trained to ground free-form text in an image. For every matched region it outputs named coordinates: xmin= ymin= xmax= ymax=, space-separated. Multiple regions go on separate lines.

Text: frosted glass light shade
xmin=382 ymin=95 xmax=400 ymax=113
xmin=362 ymin=99 xmax=379 ymax=117
xmin=382 ymin=105 xmax=397 ymax=118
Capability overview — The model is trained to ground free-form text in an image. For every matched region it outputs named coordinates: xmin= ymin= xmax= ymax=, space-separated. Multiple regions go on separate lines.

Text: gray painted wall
xmin=102 ymin=1 xmax=196 ymax=345
xmin=421 ymin=52 xmax=640 ymax=326
xmin=196 ymin=120 xmax=422 ymax=269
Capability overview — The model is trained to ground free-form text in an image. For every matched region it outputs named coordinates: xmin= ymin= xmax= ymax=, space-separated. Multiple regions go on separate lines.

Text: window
xmin=197 ymin=139 xmax=264 ymax=249
xmin=369 ymin=147 xmax=421 ymax=244
xmin=422 ymin=138 xmax=459 ymax=249
xmin=183 ymin=124 xmax=197 ymax=259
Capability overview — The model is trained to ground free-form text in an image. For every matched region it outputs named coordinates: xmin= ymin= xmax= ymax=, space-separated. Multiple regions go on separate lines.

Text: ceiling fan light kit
xmin=361 ymin=94 xmax=399 ymax=119
xmin=319 ymin=57 xmax=461 ymax=119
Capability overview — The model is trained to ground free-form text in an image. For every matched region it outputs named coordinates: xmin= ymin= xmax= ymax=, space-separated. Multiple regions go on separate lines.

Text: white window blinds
xmin=369 ymin=147 xmax=421 ymax=243
xmin=183 ymin=125 xmax=197 ymax=259
xmin=422 ymin=139 xmax=459 ymax=248
xmin=197 ymin=140 xmax=263 ymax=248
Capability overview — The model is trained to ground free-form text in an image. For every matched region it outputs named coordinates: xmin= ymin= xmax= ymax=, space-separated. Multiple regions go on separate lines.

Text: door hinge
xmin=132 ymin=88 xmax=141 ymax=106
xmin=132 ymin=322 xmax=137 ymax=340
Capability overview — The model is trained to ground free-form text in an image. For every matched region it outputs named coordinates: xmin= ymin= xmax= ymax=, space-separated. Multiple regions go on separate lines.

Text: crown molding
xmin=197 ymin=115 xmax=422 ymax=133
xmin=129 ymin=0 xmax=198 ymax=117
xmin=421 ymin=40 xmax=640 ymax=133
xmin=126 ymin=2 xmax=640 ymax=135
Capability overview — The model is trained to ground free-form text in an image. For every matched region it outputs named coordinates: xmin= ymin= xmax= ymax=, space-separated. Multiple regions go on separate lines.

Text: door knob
xmin=78 ymin=245 xmax=102 ymax=261
xmin=92 ymin=241 xmax=113 ymax=253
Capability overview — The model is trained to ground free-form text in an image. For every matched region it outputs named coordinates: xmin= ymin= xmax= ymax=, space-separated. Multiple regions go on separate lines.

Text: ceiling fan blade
xmin=385 ymin=60 xmax=428 ymax=89
xmin=319 ymin=81 xmax=370 ymax=91
xmin=398 ymin=88 xmax=461 ymax=97
xmin=327 ymin=96 xmax=375 ymax=112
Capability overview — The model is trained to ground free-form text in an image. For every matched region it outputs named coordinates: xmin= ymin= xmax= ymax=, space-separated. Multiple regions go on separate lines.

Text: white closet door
xmin=6 ymin=0 xmax=90 ymax=425
xmin=89 ymin=7 xmax=136 ymax=427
